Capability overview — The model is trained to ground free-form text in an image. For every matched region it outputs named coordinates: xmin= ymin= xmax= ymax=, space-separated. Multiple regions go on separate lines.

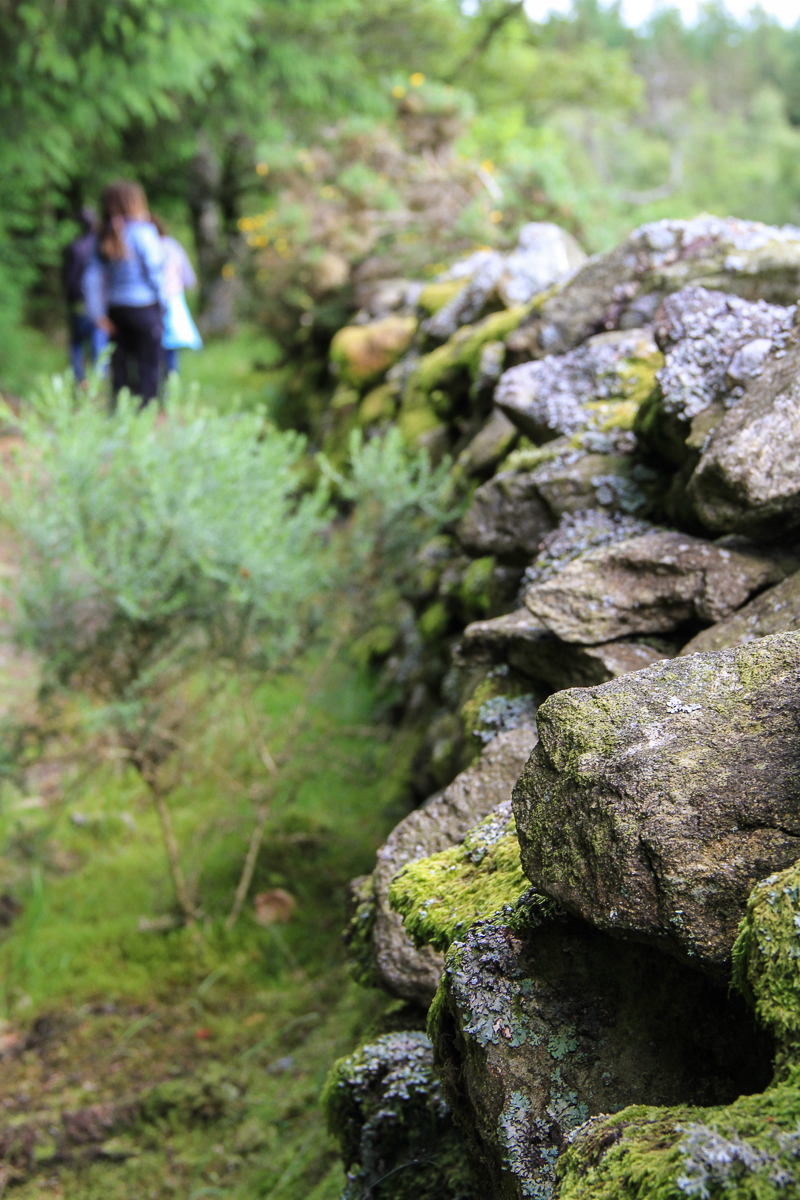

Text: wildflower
xmin=255 ymin=161 xmax=269 ymax=176
xmin=221 ymin=264 xmax=235 ymax=279
xmin=409 ymin=72 xmax=425 ymax=86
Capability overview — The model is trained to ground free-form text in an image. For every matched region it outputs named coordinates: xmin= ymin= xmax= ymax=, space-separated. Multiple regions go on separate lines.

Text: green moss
xmin=398 ymin=404 xmax=443 ymax=446
xmin=350 ymin=624 xmax=398 ymax=668
xmin=343 ymin=874 xmax=379 ymax=989
xmin=459 ymin=555 xmax=496 ymax=617
xmin=389 ymin=809 xmax=530 ymax=952
xmin=419 ymin=280 xmax=464 ymax=316
xmin=419 ymin=599 xmax=451 ymax=641
xmin=358 ymin=381 xmax=399 ymax=425
xmin=732 ymin=859 xmax=800 ymax=1066
xmin=402 ymin=304 xmax=530 ymax=416
xmin=460 ymin=670 xmax=536 ymax=745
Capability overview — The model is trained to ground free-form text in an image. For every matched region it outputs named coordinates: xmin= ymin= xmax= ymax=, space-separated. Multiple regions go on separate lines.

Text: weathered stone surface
xmin=686 ymin=337 xmax=800 ymax=540
xmin=524 ymin=529 xmax=796 ymax=644
xmin=330 ymin=315 xmax=417 ymax=388
xmin=425 ymin=223 xmax=584 ymax=341
xmin=461 ymin=608 xmax=672 ymax=692
xmin=458 ymin=470 xmax=556 ymax=563
xmin=495 ymin=329 xmax=661 ymax=443
xmin=512 ymin=632 xmax=800 ymax=978
xmin=323 ymin=1031 xmax=475 ymax=1200
xmin=526 ymin=215 xmax=800 ymax=358
xmin=353 ymin=726 xmax=538 ymax=1006
xmin=653 ymin=287 xmax=795 ymax=421
xmin=527 ymin=446 xmax=659 ymax=519
xmin=681 ymin=569 xmax=800 ymax=655
xmin=431 ymin=898 xmax=773 ymax=1200
xmin=456 ymin=407 xmax=519 ymax=478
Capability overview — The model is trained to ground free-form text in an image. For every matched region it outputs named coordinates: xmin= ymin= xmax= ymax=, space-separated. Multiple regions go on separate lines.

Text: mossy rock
xmin=359 ymin=381 xmax=400 ymax=426
xmin=418 ymin=279 xmax=464 ymax=316
xmin=402 ymin=304 xmax=530 ymax=418
xmin=389 ymin=804 xmax=531 ymax=952
xmin=330 ymin=315 xmax=417 ymax=389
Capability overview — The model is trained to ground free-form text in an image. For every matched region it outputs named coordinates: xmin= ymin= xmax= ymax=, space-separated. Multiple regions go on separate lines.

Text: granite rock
xmin=680 ymin=568 xmax=800 ymax=655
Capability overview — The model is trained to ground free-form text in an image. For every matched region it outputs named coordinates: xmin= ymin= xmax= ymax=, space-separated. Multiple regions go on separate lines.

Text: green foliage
xmin=1 ymin=377 xmax=330 ymax=703
xmin=323 ymin=427 xmax=461 ymax=590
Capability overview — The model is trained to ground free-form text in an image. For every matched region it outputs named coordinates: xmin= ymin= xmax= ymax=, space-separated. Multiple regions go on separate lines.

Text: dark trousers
xmin=108 ymin=303 xmax=163 ymax=405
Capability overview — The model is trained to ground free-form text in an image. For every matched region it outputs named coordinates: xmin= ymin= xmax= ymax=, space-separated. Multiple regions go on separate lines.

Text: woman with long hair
xmin=84 ymin=181 xmax=168 ymax=405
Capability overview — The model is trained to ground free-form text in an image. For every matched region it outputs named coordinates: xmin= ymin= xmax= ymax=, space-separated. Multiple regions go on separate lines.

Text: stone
xmin=430 ymin=897 xmax=773 ymax=1200
xmin=495 ymin=329 xmax=661 ymax=444
xmin=512 ymin=632 xmax=800 ymax=979
xmin=389 ymin=800 xmax=529 ymax=952
xmin=330 ymin=314 xmax=417 ymax=388
xmin=526 ymin=446 xmax=659 ymax=519
xmin=460 ymin=609 xmax=672 ymax=693
xmin=347 ymin=726 xmax=538 ymax=1006
xmin=424 ymin=224 xmax=584 ymax=341
xmin=686 ymin=337 xmax=800 ymax=540
xmin=525 ymin=215 xmax=800 ymax=358
xmin=524 ymin=529 xmax=796 ymax=644
xmin=653 ymin=287 xmax=795 ymax=422
xmin=323 ymin=1031 xmax=475 ymax=1200
xmin=458 ymin=470 xmax=556 ymax=564
xmin=555 ymin=860 xmax=800 ymax=1200
xmin=680 ymin=569 xmax=800 ymax=655
xmin=495 ymin=222 xmax=587 ymax=308
xmin=456 ymin=408 xmax=519 ymax=478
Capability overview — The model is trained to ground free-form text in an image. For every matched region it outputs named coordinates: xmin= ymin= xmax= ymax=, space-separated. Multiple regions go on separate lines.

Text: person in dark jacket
xmin=63 ymin=207 xmax=108 ymax=381
xmin=84 ymin=181 xmax=168 ymax=406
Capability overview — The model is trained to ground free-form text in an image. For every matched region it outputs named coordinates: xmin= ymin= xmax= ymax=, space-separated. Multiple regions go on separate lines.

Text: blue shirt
xmin=84 ymin=220 xmax=169 ymax=320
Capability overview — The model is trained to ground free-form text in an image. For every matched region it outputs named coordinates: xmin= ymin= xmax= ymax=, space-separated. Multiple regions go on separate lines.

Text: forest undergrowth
xmin=0 ymin=372 xmax=429 ymax=1197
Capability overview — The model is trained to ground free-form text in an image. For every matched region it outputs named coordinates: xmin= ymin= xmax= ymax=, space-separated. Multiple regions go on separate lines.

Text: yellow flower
xmin=489 ymin=209 xmax=503 ymax=224
xmin=392 ymin=85 xmax=406 ymax=99
xmin=255 ymin=162 xmax=269 ymax=177
xmin=238 ymin=217 xmax=252 ymax=232
xmin=480 ymin=160 xmax=494 ymax=174
xmin=409 ymin=72 xmax=425 ymax=87
xmin=221 ymin=264 xmax=235 ymax=279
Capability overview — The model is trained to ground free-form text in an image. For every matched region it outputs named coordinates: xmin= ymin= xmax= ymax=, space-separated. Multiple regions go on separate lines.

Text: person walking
xmin=63 ymin=207 xmax=108 ymax=381
xmin=151 ymin=215 xmax=202 ymax=376
xmin=84 ymin=181 xmax=168 ymax=406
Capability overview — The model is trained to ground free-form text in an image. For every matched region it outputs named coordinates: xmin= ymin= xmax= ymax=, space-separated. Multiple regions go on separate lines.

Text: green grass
xmin=0 ymin=651 xmax=419 ymax=1199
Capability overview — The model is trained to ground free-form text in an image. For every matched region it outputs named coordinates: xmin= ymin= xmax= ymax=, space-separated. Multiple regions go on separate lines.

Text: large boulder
xmin=458 ymin=471 xmax=556 ymax=563
xmin=431 ymin=897 xmax=773 ymax=1200
xmin=686 ymin=336 xmax=800 ymax=540
xmin=516 ymin=215 xmax=800 ymax=359
xmin=512 ymin=632 xmax=800 ymax=979
xmin=524 ymin=529 xmax=797 ymax=644
xmin=681 ymin=568 xmax=800 ymax=655
xmin=346 ymin=726 xmax=537 ymax=1006
xmin=495 ymin=328 xmax=661 ymax=443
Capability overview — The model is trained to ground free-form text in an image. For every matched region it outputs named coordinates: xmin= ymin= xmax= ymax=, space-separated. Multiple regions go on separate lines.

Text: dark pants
xmin=69 ymin=311 xmax=108 ymax=382
xmin=108 ymin=303 xmax=163 ymax=405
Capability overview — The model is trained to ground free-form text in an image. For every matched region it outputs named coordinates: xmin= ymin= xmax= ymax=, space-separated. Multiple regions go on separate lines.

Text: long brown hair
xmin=98 ymin=181 xmax=149 ymax=261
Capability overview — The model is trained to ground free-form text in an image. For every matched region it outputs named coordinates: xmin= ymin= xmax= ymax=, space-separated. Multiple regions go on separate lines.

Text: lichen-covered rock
xmin=680 ymin=568 xmax=800 ymax=655
xmin=526 ymin=444 xmax=660 ymax=519
xmin=495 ymin=329 xmax=661 ymax=444
xmin=524 ymin=529 xmax=795 ymax=644
xmin=431 ymin=896 xmax=773 ymax=1200
xmin=349 ymin=726 xmax=538 ymax=1006
xmin=330 ymin=314 xmax=418 ymax=388
xmin=653 ymin=287 xmax=795 ymax=422
xmin=461 ymin=609 xmax=672 ymax=692
xmin=512 ymin=632 xmax=800 ymax=979
xmin=458 ymin=471 xmax=556 ymax=563
xmin=522 ymin=215 xmax=800 ymax=358
xmin=554 ymin=859 xmax=800 ymax=1200
xmin=425 ymin=223 xmax=584 ymax=341
xmin=323 ymin=1031 xmax=475 ymax=1200
xmin=686 ymin=336 xmax=800 ymax=540
xmin=390 ymin=801 xmax=530 ymax=952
